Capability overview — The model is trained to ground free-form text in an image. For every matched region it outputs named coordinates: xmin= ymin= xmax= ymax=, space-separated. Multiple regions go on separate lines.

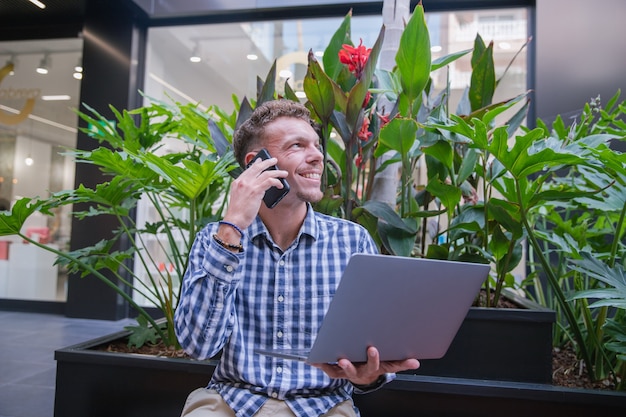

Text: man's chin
xmin=297 ymin=190 xmax=324 ymax=204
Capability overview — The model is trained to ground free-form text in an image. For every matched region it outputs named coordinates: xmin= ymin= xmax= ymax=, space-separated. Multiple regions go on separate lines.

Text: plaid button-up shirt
xmin=175 ymin=205 xmax=383 ymax=417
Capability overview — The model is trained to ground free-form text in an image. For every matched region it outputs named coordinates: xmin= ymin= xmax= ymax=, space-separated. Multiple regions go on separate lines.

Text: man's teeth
xmin=301 ymin=173 xmax=321 ymax=179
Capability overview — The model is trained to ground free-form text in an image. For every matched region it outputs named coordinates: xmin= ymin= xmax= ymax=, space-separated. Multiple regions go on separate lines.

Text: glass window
xmin=0 ymin=38 xmax=82 ymax=302
xmin=144 ymin=9 xmax=527 ymax=113
xmin=137 ymin=8 xmax=528 ymax=306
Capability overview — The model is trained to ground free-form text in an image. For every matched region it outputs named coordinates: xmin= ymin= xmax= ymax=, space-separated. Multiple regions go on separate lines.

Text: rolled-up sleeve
xmin=174 ymin=225 xmax=242 ymax=360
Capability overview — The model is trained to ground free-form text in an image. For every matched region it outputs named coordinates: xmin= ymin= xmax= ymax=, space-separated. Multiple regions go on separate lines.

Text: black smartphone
xmin=247 ymin=148 xmax=290 ymax=208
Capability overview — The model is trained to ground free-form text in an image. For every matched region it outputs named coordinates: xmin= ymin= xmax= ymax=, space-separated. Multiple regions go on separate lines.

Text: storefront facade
xmin=0 ymin=0 xmax=624 ymax=319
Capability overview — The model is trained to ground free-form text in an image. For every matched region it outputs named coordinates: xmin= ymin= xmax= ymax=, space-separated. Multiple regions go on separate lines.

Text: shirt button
xmin=279 ymin=260 xmax=285 ymax=266
xmin=277 ymin=295 xmax=284 ymax=302
xmin=271 ymin=392 xmax=278 ymax=399
xmin=276 ymin=366 xmax=282 ymax=373
xmin=277 ymin=331 xmax=283 ymax=338
xmin=225 ymin=265 xmax=234 ymax=272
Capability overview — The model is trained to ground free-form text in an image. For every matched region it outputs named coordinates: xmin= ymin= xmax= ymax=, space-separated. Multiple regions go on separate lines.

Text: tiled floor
xmin=0 ymin=311 xmax=134 ymax=417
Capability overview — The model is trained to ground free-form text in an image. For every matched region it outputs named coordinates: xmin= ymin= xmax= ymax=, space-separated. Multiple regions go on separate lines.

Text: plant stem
xmin=516 ymin=180 xmax=594 ymax=378
xmin=609 ymin=201 xmax=626 ymax=268
xmin=23 ymin=235 xmax=167 ymax=342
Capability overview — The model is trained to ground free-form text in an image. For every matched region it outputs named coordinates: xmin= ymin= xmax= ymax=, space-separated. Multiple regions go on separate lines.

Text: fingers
xmin=380 ymin=358 xmax=420 ymax=374
xmin=245 ymin=157 xmax=287 ymax=188
xmin=310 ymin=347 xmax=420 ymax=386
xmin=311 ymin=347 xmax=381 ymax=385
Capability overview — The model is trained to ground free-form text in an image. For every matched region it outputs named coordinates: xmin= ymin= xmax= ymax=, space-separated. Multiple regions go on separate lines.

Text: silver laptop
xmin=255 ymin=253 xmax=490 ymax=364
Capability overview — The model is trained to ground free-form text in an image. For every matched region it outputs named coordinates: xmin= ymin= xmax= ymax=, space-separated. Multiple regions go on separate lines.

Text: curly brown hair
xmin=232 ymin=99 xmax=319 ymax=167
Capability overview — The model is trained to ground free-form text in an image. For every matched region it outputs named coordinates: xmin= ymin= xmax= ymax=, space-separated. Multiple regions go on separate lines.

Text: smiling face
xmin=256 ymin=116 xmax=324 ymax=205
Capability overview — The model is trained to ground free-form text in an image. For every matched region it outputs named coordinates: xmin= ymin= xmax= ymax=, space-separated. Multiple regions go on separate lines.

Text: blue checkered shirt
xmin=175 ymin=205 xmax=382 ymax=417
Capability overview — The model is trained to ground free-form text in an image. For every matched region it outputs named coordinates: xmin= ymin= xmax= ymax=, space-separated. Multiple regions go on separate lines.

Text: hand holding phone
xmin=247 ymin=148 xmax=290 ymax=208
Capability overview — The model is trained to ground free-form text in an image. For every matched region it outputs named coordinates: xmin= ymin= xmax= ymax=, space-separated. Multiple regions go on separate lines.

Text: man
xmin=174 ymin=99 xmax=419 ymax=417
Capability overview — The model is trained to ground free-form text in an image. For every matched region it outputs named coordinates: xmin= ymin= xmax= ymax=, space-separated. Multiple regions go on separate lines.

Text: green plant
xmin=303 ymin=4 xmax=531 ymax=307
xmin=430 ymin=90 xmax=626 ymax=388
xmin=569 ymin=253 xmax=626 ymax=390
xmin=0 ymin=97 xmax=237 ymax=348
xmin=521 ymin=91 xmax=626 ymax=387
xmin=301 ymin=4 xmax=626 ymax=388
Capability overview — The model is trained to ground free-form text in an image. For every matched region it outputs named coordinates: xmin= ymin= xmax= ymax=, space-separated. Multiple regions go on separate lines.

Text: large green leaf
xmin=488 ymin=198 xmax=523 ymax=238
xmin=304 ymin=51 xmax=339 ymax=124
xmin=379 ymin=221 xmax=416 ymax=257
xmin=376 ymin=117 xmax=418 ymax=157
xmin=489 ymin=128 xmax=586 ymax=178
xmin=139 ymin=152 xmax=234 ymax=201
xmin=568 ymin=253 xmax=626 ymax=310
xmin=431 ymin=48 xmax=472 ymax=72
xmin=426 ymin=177 xmax=462 ymax=216
xmin=323 ymin=11 xmax=352 ymax=80
xmin=469 ymin=35 xmax=496 ymax=111
xmin=257 ymin=60 xmax=277 ymax=104
xmin=395 ymin=2 xmax=431 ymax=103
xmin=0 ymin=198 xmax=42 ymax=236
xmin=423 ymin=139 xmax=454 ymax=172
xmin=457 ymin=147 xmax=478 ymax=186
xmin=83 ymin=148 xmax=157 ymax=182
xmin=361 ymin=200 xmax=417 ymax=234
xmin=61 ymin=178 xmax=141 ymax=213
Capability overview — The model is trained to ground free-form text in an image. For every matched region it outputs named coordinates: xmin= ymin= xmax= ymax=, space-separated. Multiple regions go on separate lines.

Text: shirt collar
xmin=248 ymin=203 xmax=318 ymax=244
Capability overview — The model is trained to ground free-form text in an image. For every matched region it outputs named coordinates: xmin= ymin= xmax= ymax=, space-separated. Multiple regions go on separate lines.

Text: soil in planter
xmin=551 ymin=344 xmax=617 ymax=390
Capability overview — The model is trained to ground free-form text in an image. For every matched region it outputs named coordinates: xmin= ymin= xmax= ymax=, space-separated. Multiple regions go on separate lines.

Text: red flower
xmin=357 ymin=116 xmax=372 ymax=142
xmin=355 ymin=154 xmax=364 ymax=168
xmin=362 ymin=91 xmax=371 ymax=108
xmin=338 ymin=39 xmax=371 ymax=79
xmin=377 ymin=112 xmax=391 ymax=128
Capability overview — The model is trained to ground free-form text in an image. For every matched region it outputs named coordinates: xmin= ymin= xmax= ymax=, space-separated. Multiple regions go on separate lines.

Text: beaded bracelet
xmin=352 ymin=374 xmax=387 ymax=391
xmin=212 ymin=234 xmax=244 ymax=253
xmin=219 ymin=220 xmax=244 ymax=237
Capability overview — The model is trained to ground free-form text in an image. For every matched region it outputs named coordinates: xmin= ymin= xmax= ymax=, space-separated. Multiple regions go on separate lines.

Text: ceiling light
xmin=28 ymin=0 xmax=46 ymax=9
xmin=73 ymin=58 xmax=83 ymax=79
xmin=431 ymin=45 xmax=442 ymax=53
xmin=41 ymin=95 xmax=71 ymax=101
xmin=36 ymin=54 xmax=50 ymax=75
xmin=279 ymin=69 xmax=293 ymax=78
xmin=189 ymin=44 xmax=201 ymax=62
xmin=246 ymin=53 xmax=258 ymax=61
xmin=6 ymin=55 xmax=16 ymax=75
xmin=499 ymin=42 xmax=512 ymax=50
xmin=25 ymin=138 xmax=34 ymax=166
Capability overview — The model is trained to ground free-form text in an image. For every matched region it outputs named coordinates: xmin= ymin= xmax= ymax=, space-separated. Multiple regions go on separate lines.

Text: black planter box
xmin=414 ymin=290 xmax=556 ymax=383
xmin=54 ymin=328 xmax=626 ymax=417
xmin=54 ymin=330 xmax=218 ymax=417
xmin=353 ymin=373 xmax=626 ymax=417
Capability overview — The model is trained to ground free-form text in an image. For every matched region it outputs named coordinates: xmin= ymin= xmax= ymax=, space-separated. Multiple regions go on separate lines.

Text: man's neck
xmin=259 ymin=202 xmax=308 ymax=251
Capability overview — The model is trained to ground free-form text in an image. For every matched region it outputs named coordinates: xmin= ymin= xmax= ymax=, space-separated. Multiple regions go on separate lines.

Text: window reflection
xmin=145 ymin=9 xmax=526 ymax=113
xmin=0 ymin=38 xmax=82 ymax=302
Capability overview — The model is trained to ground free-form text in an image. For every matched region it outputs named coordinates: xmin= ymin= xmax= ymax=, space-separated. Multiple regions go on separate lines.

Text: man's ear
xmin=244 ymin=151 xmax=258 ymax=168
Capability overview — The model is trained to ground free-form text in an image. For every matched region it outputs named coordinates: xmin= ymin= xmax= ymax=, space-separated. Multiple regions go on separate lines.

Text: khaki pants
xmin=181 ymin=388 xmax=357 ymax=417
